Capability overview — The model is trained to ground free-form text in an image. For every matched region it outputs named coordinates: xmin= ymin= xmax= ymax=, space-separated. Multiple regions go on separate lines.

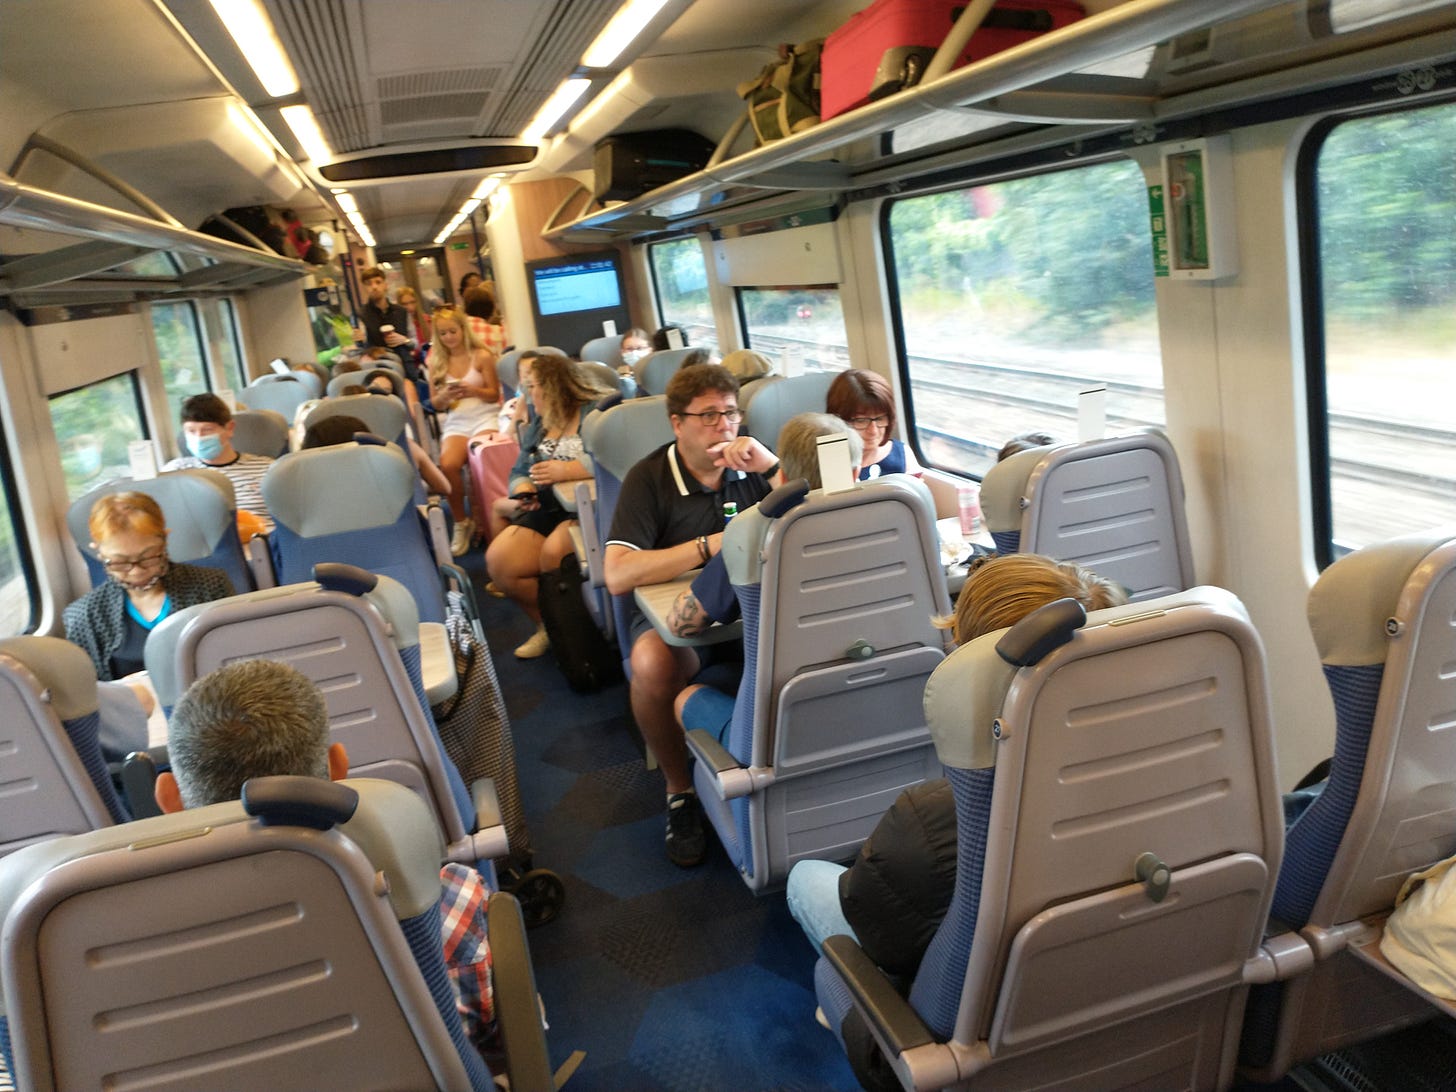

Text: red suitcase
xmin=820 ymin=0 xmax=1085 ymax=121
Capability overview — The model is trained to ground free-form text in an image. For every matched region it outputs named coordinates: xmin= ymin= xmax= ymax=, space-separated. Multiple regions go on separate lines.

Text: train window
xmin=50 ymin=374 xmax=149 ymax=504
xmin=1308 ymin=100 xmax=1456 ymax=560
xmin=0 ymin=422 xmax=37 ymax=636
xmin=885 ymin=160 xmax=1163 ymax=477
xmin=202 ymin=298 xmax=248 ymax=390
xmin=648 ymin=237 xmax=719 ymax=350
xmin=738 ymin=286 xmax=848 ymax=373
xmin=150 ymin=301 xmax=212 ymax=424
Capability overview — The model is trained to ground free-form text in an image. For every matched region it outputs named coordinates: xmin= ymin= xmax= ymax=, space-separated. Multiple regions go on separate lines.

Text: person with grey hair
xmin=152 ymin=659 xmax=501 ymax=1060
xmin=667 ymin=413 xmax=863 ymax=763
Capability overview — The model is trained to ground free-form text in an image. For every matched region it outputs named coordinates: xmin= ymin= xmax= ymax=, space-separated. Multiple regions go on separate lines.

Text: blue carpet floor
xmin=470 ymin=564 xmax=860 ymax=1091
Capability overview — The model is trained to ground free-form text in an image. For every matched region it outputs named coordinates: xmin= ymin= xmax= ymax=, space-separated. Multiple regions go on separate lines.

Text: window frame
xmin=1296 ymin=96 xmax=1456 ymax=568
xmin=48 ymin=370 xmax=152 ymax=504
xmin=646 ymin=235 xmax=718 ymax=348
xmin=0 ymin=415 xmax=40 ymax=635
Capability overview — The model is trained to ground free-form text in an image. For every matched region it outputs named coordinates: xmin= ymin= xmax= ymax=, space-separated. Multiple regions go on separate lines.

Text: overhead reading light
xmin=581 ymin=0 xmax=672 ymax=68
xmin=519 ymin=78 xmax=592 ymax=143
xmin=208 ymin=0 xmax=299 ymax=97
xmin=281 ymin=104 xmax=333 ymax=164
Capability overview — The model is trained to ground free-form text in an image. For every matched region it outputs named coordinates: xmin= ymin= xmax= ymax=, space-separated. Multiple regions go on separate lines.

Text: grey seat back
xmin=695 ymin=476 xmax=950 ymax=890
xmin=0 ymin=638 xmax=125 ymax=858
xmin=579 ymin=333 xmax=623 ymax=369
xmin=634 ymin=347 xmax=694 ymax=395
xmin=818 ymin=587 xmax=1282 ymax=1090
xmin=979 ymin=428 xmax=1194 ymax=601
xmin=145 ymin=575 xmax=468 ymax=848
xmin=304 ymin=392 xmax=409 ymax=447
xmin=574 ymin=359 xmax=622 ymax=393
xmin=230 ymin=409 xmax=290 ymax=457
xmin=740 ymin=371 xmax=835 ymax=446
xmin=1249 ymin=528 xmax=1456 ymax=1075
xmin=241 ymin=376 xmax=313 ymax=419
xmin=0 ymin=777 xmax=491 ymax=1092
xmin=66 ymin=468 xmax=251 ymax=591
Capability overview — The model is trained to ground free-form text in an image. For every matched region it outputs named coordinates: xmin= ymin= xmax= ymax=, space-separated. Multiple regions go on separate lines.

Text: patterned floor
xmin=471 ymin=565 xmax=860 ymax=1091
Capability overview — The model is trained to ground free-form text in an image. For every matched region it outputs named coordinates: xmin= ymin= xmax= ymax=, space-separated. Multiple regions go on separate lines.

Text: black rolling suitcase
xmin=538 ymin=554 xmax=623 ymax=692
xmin=592 ymin=129 xmax=716 ymax=202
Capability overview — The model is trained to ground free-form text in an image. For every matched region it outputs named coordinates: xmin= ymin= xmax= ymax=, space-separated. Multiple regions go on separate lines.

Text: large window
xmin=1309 ymin=100 xmax=1456 ymax=559
xmin=738 ymin=286 xmax=848 ymax=373
xmin=886 ymin=159 xmax=1162 ymax=478
xmin=50 ymin=374 xmax=150 ymax=504
xmin=151 ymin=301 xmax=212 ymax=425
xmin=0 ymin=421 xmax=36 ymax=635
xmin=648 ymin=237 xmax=718 ymax=350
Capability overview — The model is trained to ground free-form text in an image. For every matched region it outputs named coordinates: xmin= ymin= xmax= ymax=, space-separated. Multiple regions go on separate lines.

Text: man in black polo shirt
xmin=355 ymin=266 xmax=414 ymax=354
xmin=605 ymin=364 xmax=778 ymax=867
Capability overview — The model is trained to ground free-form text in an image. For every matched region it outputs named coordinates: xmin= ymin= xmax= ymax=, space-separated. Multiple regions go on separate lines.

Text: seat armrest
xmin=823 ymin=934 xmax=936 ymax=1057
xmin=424 ymin=499 xmax=451 ymax=567
xmin=418 ymin=621 xmax=458 ymax=705
xmin=487 ymin=891 xmax=554 ymax=1092
xmin=246 ymin=532 xmax=276 ymax=588
xmin=576 ymin=484 xmax=606 ymax=589
xmin=684 ymin=729 xmax=758 ymax=801
xmin=462 ymin=776 xmax=510 ymax=861
xmin=121 ymin=749 xmax=164 ymax=820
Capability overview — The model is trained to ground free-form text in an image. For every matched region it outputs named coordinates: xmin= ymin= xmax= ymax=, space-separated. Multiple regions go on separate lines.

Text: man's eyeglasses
xmin=847 ymin=415 xmax=890 ymax=430
xmin=677 ymin=408 xmax=743 ymax=427
xmin=100 ymin=549 xmax=166 ymax=574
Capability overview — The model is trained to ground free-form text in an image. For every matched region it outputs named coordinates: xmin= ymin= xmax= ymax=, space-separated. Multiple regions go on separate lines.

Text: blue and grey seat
xmin=578 ymin=394 xmax=675 ymax=656
xmin=634 ymin=346 xmax=695 ymax=395
xmin=0 ymin=776 xmax=544 ymax=1091
xmin=241 ymin=373 xmax=313 ymax=419
xmin=684 ymin=476 xmax=950 ymax=892
xmin=67 ymin=468 xmax=255 ymax=592
xmin=261 ymin=438 xmax=447 ymax=622
xmin=303 ymin=390 xmax=410 ymax=450
xmin=0 ymin=637 xmax=129 ymax=858
xmin=579 ymin=333 xmax=624 ymax=370
xmin=1239 ymin=528 xmax=1456 ymax=1081
xmin=228 ymin=408 xmax=291 ymax=457
xmin=144 ymin=566 xmax=502 ymax=870
xmin=978 ymin=428 xmax=1194 ymax=601
xmin=739 ymin=372 xmax=836 ymax=447
xmin=817 ymin=585 xmax=1283 ymax=1090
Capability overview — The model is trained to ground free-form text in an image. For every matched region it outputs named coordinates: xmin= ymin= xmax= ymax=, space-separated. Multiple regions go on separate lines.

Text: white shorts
xmin=440 ymin=397 xmax=501 ymax=439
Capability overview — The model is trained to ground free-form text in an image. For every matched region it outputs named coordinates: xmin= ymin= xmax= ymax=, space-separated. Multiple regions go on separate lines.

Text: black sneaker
xmin=665 ymin=791 xmax=707 ymax=867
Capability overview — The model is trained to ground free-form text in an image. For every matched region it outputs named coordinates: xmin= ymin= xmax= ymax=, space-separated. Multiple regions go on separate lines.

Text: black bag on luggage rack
xmin=592 ymin=128 xmax=716 ymax=202
xmin=538 ymin=554 xmax=623 ymax=693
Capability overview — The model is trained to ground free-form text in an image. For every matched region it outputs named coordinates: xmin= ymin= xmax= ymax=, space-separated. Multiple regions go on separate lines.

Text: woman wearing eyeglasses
xmin=826 ymin=368 xmax=923 ymax=481
xmin=63 ymin=492 xmax=234 ymax=682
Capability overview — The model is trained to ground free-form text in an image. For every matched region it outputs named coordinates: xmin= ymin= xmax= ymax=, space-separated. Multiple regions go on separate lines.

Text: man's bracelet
xmin=764 ymin=461 xmax=780 ymax=479
xmin=696 ymin=535 xmax=710 ymax=563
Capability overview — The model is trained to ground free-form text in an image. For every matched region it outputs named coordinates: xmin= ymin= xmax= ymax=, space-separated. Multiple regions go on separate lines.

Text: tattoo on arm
xmin=667 ymin=590 xmax=709 ymax=637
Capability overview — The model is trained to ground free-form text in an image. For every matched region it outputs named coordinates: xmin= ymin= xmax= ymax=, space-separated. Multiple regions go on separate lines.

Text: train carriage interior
xmin=1 ymin=0 xmax=1455 ymax=1089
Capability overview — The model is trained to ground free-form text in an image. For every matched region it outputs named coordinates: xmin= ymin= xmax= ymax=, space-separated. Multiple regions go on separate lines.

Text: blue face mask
xmin=187 ymin=432 xmax=225 ymax=462
xmin=620 ymin=349 xmax=646 ymax=367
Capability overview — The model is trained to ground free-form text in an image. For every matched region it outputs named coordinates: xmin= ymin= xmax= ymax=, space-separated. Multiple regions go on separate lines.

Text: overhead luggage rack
xmin=543 ymin=0 xmax=1456 ymax=242
xmin=0 ymin=172 xmax=306 ymax=305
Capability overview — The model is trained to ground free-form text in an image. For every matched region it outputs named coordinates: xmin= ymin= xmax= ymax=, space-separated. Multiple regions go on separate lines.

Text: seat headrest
xmin=262 ymin=443 xmax=415 ymax=536
xmin=978 ymin=445 xmax=1047 ymax=533
xmin=1308 ymin=528 xmax=1456 ymax=667
xmin=243 ymin=775 xmax=358 ymax=829
xmin=306 ymin=392 xmax=407 ymax=442
xmin=925 ymin=586 xmax=1246 ymax=770
xmin=68 ymin=469 xmax=237 ymax=562
xmin=582 ymin=396 xmax=674 ymax=479
xmin=0 ymin=778 xmax=445 ymax=934
xmin=0 ymin=636 xmax=99 ymax=719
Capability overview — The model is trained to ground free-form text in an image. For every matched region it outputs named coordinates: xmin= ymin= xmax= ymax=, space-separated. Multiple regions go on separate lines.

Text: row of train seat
xmin=811 ymin=528 xmax=1456 ymax=1089
xmin=0 ymin=776 xmax=549 ymax=1092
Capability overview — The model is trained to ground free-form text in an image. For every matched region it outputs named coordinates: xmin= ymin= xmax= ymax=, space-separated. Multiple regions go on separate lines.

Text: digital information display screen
xmin=533 ymin=259 xmax=621 ymax=315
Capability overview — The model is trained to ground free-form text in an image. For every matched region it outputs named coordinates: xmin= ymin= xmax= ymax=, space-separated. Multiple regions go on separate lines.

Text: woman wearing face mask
xmin=63 ymin=492 xmax=234 ymax=682
xmin=618 ymin=327 xmax=651 ymax=375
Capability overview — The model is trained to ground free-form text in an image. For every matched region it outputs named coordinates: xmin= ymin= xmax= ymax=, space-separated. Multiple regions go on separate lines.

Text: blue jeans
xmin=785 ymin=859 xmax=857 ymax=955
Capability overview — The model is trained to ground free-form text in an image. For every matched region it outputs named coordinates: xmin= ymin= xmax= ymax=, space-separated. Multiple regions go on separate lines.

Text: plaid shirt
xmin=439 ymin=862 xmax=495 ymax=1051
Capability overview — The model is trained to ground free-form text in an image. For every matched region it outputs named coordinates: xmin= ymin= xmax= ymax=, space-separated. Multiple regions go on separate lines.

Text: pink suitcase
xmin=820 ymin=0 xmax=1085 ymax=121
xmin=467 ymin=432 xmax=520 ymax=544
